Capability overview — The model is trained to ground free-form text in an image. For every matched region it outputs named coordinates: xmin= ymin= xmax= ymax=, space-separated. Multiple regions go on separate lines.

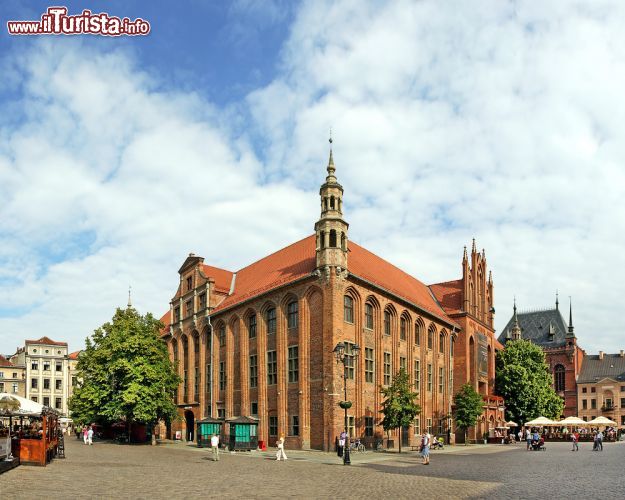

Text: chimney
xmin=599 ymin=351 xmax=604 ymax=360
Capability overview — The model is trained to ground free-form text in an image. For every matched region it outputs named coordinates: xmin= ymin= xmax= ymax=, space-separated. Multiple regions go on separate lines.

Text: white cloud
xmin=2 ymin=1 xmax=625 ymax=356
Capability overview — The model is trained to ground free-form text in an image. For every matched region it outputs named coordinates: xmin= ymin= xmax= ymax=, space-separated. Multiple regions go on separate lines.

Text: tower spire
xmin=567 ymin=296 xmax=575 ymax=337
xmin=556 ymin=290 xmax=559 ymax=310
xmin=510 ymin=296 xmax=522 ymax=340
xmin=326 ymin=132 xmax=336 ymax=181
xmin=127 ymin=285 xmax=132 ymax=308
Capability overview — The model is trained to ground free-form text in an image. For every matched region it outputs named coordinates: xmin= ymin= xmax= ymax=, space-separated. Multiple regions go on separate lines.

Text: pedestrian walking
xmin=82 ymin=426 xmax=88 ymax=445
xmin=571 ymin=431 xmax=579 ymax=451
xmin=421 ymin=431 xmax=431 ymax=465
xmin=210 ymin=433 xmax=220 ymax=461
xmin=525 ymin=428 xmax=531 ymax=451
xmin=87 ymin=425 xmax=94 ymax=445
xmin=338 ymin=430 xmax=347 ymax=458
xmin=596 ymin=430 xmax=603 ymax=451
xmin=276 ymin=436 xmax=287 ymax=461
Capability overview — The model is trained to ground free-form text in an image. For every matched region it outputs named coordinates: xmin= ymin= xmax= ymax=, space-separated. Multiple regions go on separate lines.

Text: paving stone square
xmin=2 ymin=438 xmax=623 ymax=499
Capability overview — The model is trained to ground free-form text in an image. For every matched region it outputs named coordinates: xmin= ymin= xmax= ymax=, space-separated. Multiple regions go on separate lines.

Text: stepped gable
xmin=429 ymin=279 xmax=463 ymax=315
xmin=497 ymin=308 xmax=569 ymax=347
xmin=578 ymin=354 xmax=625 ymax=383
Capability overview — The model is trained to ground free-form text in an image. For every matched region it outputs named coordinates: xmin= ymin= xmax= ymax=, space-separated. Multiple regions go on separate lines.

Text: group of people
xmin=208 ymin=434 xmax=287 ymax=462
xmin=81 ymin=425 xmax=94 ymax=445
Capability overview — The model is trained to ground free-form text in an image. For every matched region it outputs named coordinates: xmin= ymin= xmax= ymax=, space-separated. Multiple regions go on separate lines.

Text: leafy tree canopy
xmin=379 ymin=368 xmax=420 ymax=453
xmin=495 ymin=339 xmax=564 ymax=424
xmin=453 ymin=383 xmax=484 ymax=443
xmin=69 ymin=307 xmax=180 ymax=430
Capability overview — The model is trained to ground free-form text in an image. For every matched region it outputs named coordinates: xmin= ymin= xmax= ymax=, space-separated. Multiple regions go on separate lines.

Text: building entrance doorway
xmin=402 ymin=425 xmax=410 ymax=447
xmin=185 ymin=410 xmax=195 ymax=442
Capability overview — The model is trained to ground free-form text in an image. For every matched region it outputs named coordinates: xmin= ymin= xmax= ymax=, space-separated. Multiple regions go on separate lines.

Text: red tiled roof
xmin=25 ymin=336 xmax=67 ymax=346
xmin=210 ymin=235 xmax=456 ymax=327
xmin=429 ymin=280 xmax=464 ymax=315
xmin=348 ymin=242 xmax=457 ymax=325
xmin=201 ymin=264 xmax=234 ymax=294
xmin=0 ymin=354 xmax=14 ymax=367
xmin=68 ymin=351 xmax=81 ymax=360
xmin=214 ymin=235 xmax=316 ymax=313
xmin=158 ymin=311 xmax=171 ymax=334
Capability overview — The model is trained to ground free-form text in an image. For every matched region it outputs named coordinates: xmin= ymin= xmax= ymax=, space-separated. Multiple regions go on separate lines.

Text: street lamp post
xmin=333 ymin=341 xmax=360 ymax=465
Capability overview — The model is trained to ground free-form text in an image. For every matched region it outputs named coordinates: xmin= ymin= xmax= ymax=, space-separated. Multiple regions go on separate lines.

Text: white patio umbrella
xmin=506 ymin=421 xmax=518 ymax=427
xmin=588 ymin=416 xmax=617 ymax=426
xmin=0 ymin=392 xmax=44 ymax=415
xmin=524 ymin=416 xmax=556 ymax=427
xmin=558 ymin=416 xmax=589 ymax=426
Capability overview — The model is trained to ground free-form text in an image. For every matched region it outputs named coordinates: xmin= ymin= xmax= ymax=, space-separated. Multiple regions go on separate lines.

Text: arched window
xmin=554 ymin=364 xmax=565 ymax=392
xmin=400 ymin=317 xmax=407 ymax=341
xmin=330 ymin=195 xmax=335 ymax=209
xmin=266 ymin=307 xmax=276 ymax=334
xmin=344 ymin=295 xmax=354 ymax=323
xmin=415 ymin=321 xmax=422 ymax=346
xmin=365 ymin=302 xmax=373 ymax=329
xmin=329 ymin=229 xmax=337 ymax=247
xmin=439 ymin=333 xmax=445 ymax=354
xmin=384 ymin=310 xmax=391 ymax=336
xmin=219 ymin=324 xmax=226 ymax=346
xmin=427 ymin=327 xmax=434 ymax=350
xmin=450 ymin=337 xmax=454 ymax=358
xmin=248 ymin=314 xmax=257 ymax=339
xmin=287 ymin=301 xmax=298 ymax=329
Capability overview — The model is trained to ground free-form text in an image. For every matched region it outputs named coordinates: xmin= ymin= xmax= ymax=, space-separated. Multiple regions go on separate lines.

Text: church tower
xmin=315 ymin=138 xmax=349 ymax=271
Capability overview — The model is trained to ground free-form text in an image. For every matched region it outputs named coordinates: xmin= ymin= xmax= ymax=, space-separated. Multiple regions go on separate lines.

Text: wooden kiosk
xmin=227 ymin=416 xmax=259 ymax=451
xmin=11 ymin=409 xmax=60 ymax=466
xmin=196 ymin=416 xmax=223 ymax=448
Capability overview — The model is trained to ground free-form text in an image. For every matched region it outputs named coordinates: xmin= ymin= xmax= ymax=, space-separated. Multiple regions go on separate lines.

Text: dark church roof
xmin=498 ymin=307 xmax=571 ymax=348
xmin=578 ymin=354 xmax=625 ymax=384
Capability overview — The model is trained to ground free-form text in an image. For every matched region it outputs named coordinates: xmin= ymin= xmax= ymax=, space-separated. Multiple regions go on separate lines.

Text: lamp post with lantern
xmin=333 ymin=341 xmax=360 ymax=465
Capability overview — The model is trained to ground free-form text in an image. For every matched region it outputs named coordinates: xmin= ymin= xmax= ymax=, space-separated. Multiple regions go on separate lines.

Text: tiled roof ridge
xmin=0 ymin=354 xmax=14 ymax=366
xmin=517 ymin=307 xmax=558 ymax=314
xmin=429 ymin=278 xmax=462 ymax=287
xmin=25 ymin=336 xmax=68 ymax=346
xmin=201 ymin=263 xmax=234 ymax=274
xmin=233 ymin=234 xmax=314 ymax=274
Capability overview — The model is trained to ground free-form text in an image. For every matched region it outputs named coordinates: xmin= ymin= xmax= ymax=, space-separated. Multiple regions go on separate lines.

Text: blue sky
xmin=1 ymin=1 xmax=625 ymax=355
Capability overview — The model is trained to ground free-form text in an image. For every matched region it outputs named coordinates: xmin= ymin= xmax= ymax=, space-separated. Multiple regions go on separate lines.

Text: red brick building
xmin=161 ymin=147 xmax=503 ymax=449
xmin=498 ymin=297 xmax=584 ymax=417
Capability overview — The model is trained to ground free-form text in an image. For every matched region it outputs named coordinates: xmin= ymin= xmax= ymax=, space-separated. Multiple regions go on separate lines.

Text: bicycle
xmin=349 ymin=438 xmax=366 ymax=452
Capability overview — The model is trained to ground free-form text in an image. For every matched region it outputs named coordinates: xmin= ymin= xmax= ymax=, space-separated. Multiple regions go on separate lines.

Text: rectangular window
xmin=414 ymin=418 xmax=421 ymax=436
xmin=0 ymin=372 xmax=3 ymax=378
xmin=219 ymin=325 xmax=226 ymax=346
xmin=31 ymin=378 xmax=38 ymax=389
xmin=621 ymin=386 xmax=625 ymax=392
xmin=288 ymin=346 xmax=299 ymax=383
xmin=205 ymin=364 xmax=211 ymax=394
xmin=621 ymin=416 xmax=625 ymax=426
xmin=43 ymin=361 xmax=50 ymax=371
xmin=55 ymin=397 xmax=62 ymax=409
xmin=185 ymin=299 xmax=193 ymax=318
xmin=43 ymin=396 xmax=50 ymax=407
xmin=290 ymin=415 xmax=300 ymax=436
xmin=0 ymin=382 xmax=3 ymax=392
xmin=199 ymin=293 xmax=206 ymax=309
xmin=414 ymin=359 xmax=420 ymax=391
xmin=56 ymin=362 xmax=62 ymax=372
xmin=348 ymin=416 xmax=355 ymax=438
xmin=194 ymin=367 xmax=200 ymax=399
xmin=427 ymin=364 xmax=432 ymax=392
xmin=604 ymin=398 xmax=613 ymax=409
xmin=582 ymin=399 xmax=588 ymax=409
xmin=174 ymin=307 xmax=180 ymax=322
xmin=249 ymin=314 xmax=257 ymax=339
xmin=591 ymin=399 xmax=597 ymax=409
xmin=249 ymin=355 xmax=258 ymax=388
xmin=344 ymin=296 xmax=354 ymax=323
xmin=269 ymin=416 xmax=278 ymax=436
xmin=267 ymin=351 xmax=277 ymax=385
xmin=384 ymin=311 xmax=391 ymax=336
xmin=438 ymin=367 xmax=444 ymax=394
xmin=365 ymin=348 xmax=374 ymax=383
xmin=426 ymin=418 xmax=432 ymax=433
xmin=266 ymin=308 xmax=276 ymax=334
xmin=12 ymin=383 xmax=18 ymax=393
xmin=186 ymin=276 xmax=192 ymax=291
xmin=31 ymin=396 xmax=38 ymax=403
xmin=591 ymin=387 xmax=596 ymax=393
xmin=400 ymin=356 xmax=406 ymax=372
xmin=363 ymin=417 xmax=373 ymax=438
xmin=287 ymin=301 xmax=298 ymax=329
xmin=345 ymin=342 xmax=355 ymax=380
xmin=365 ymin=303 xmax=373 ymax=329
xmin=217 ymin=408 xmax=225 ymax=419
xmin=13 ymin=372 xmax=17 ymax=378
xmin=43 ymin=378 xmax=50 ymax=389
xmin=55 ymin=379 xmax=62 ymax=390
xmin=400 ymin=318 xmax=406 ymax=340
xmin=383 ymin=352 xmax=392 ymax=386
xmin=582 ymin=387 xmax=587 ymax=393
xmin=438 ymin=419 xmax=445 ymax=435
xmin=251 ymin=402 xmax=258 ymax=416
xmin=219 ymin=362 xmax=226 ymax=391
xmin=621 ymin=398 xmax=625 ymax=408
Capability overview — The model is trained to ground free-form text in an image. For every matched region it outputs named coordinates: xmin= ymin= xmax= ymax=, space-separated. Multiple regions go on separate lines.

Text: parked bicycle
xmin=349 ymin=438 xmax=366 ymax=452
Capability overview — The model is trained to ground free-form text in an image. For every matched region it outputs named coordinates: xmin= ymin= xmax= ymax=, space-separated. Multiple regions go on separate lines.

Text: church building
xmin=161 ymin=144 xmax=504 ymax=449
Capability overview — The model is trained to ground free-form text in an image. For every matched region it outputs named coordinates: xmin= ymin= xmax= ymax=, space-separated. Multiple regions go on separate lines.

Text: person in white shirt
xmin=276 ymin=436 xmax=287 ymax=461
xmin=210 ymin=434 xmax=220 ymax=461
xmin=87 ymin=426 xmax=94 ymax=445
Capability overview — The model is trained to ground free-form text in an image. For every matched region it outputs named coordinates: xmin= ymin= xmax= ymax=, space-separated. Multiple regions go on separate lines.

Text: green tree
xmin=69 ymin=307 xmax=180 ymax=442
xmin=453 ymin=383 xmax=484 ymax=445
xmin=495 ymin=339 xmax=564 ymax=425
xmin=379 ymin=368 xmax=421 ymax=453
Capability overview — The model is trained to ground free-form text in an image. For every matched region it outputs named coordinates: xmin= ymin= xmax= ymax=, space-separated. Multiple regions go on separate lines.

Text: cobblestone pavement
xmin=2 ymin=438 xmax=624 ymax=499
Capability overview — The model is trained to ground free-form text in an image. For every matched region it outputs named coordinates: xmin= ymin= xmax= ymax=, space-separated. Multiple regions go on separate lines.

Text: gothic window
xmin=415 ymin=321 xmax=422 ymax=345
xmin=287 ymin=301 xmax=298 ymax=329
xmin=400 ymin=317 xmax=407 ymax=341
xmin=439 ymin=333 xmax=445 ymax=354
xmin=365 ymin=302 xmax=374 ymax=329
xmin=266 ymin=307 xmax=276 ymax=334
xmin=554 ymin=364 xmax=565 ymax=392
xmin=344 ymin=295 xmax=354 ymax=323
xmin=248 ymin=314 xmax=257 ymax=338
xmin=384 ymin=310 xmax=391 ymax=336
